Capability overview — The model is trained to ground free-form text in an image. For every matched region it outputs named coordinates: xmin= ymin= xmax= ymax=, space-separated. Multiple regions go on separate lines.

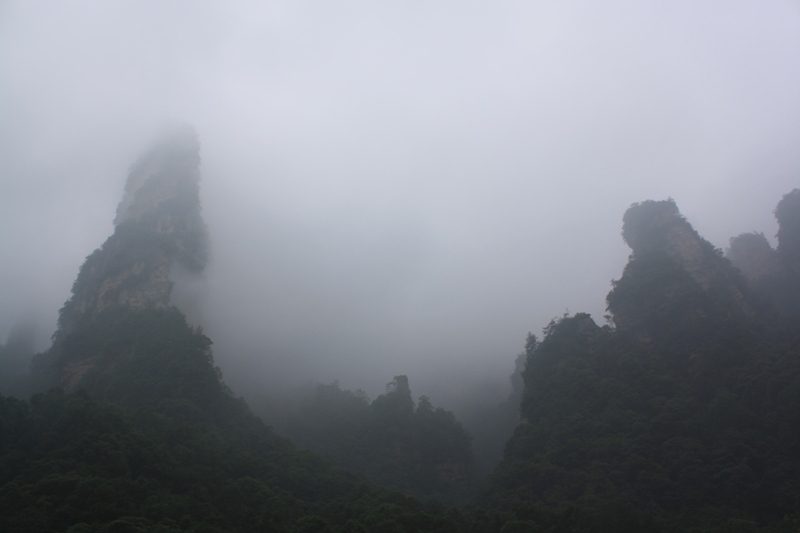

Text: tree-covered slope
xmin=0 ymin=307 xmax=489 ymax=533
xmin=483 ymin=198 xmax=800 ymax=531
xmin=9 ymin=120 xmax=800 ymax=532
xmin=1 ymin=127 xmax=490 ymax=532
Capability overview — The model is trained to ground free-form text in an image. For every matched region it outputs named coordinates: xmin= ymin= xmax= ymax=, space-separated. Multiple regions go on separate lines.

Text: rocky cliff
xmin=33 ymin=124 xmax=209 ymax=391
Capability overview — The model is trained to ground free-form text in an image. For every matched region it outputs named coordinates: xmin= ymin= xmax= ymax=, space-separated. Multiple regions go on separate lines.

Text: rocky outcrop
xmin=34 ymin=123 xmax=209 ymax=391
xmin=776 ymin=189 xmax=800 ymax=270
xmin=58 ymin=123 xmax=207 ymax=329
xmin=621 ymin=200 xmax=737 ymax=291
xmin=387 ymin=374 xmax=410 ymax=394
xmin=114 ymin=125 xmax=201 ymax=227
xmin=726 ymin=232 xmax=782 ymax=282
xmin=607 ymin=199 xmax=761 ymax=340
xmin=727 ymin=189 xmax=800 ymax=319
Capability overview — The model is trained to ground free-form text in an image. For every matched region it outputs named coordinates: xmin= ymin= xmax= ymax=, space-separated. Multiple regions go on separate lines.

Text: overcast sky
xmin=1 ymin=1 xmax=799 ymax=401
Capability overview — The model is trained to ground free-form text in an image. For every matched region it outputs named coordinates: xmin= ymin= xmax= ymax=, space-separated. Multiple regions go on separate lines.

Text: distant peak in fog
xmin=28 ymin=127 xmax=210 ymax=391
xmin=115 ymin=122 xmax=201 ymax=226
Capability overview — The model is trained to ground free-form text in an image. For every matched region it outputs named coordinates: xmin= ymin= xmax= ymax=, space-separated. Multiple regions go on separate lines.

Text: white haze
xmin=1 ymin=2 xmax=799 ymax=403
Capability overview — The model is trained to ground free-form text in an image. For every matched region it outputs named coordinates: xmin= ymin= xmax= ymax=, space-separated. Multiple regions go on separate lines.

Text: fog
xmin=2 ymin=2 xmax=799 ymax=404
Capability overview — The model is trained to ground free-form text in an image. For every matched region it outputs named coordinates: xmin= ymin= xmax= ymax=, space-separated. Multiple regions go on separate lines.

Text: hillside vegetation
xmin=483 ymin=197 xmax=800 ymax=531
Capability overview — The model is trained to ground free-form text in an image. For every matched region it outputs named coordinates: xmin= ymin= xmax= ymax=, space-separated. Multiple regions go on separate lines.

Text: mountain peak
xmin=35 ymin=126 xmax=209 ymax=391
xmin=62 ymin=125 xmax=207 ymax=326
xmin=621 ymin=199 xmax=723 ymax=290
xmin=608 ymin=198 xmax=758 ymax=337
xmin=114 ymin=122 xmax=201 ymax=226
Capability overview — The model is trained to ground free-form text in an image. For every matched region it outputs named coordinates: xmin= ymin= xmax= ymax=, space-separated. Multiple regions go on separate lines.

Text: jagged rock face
xmin=44 ymin=124 xmax=209 ymax=391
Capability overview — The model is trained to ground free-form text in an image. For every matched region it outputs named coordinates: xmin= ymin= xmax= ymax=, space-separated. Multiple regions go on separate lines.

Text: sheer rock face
xmin=45 ymin=124 xmax=209 ymax=391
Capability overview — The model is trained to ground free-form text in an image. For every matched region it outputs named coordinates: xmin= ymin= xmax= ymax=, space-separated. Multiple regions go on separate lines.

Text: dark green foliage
xmin=484 ymin=311 xmax=800 ymax=529
xmin=481 ymin=194 xmax=800 ymax=530
xmin=282 ymin=377 xmax=475 ymax=502
xmin=607 ymin=251 xmax=763 ymax=365
xmin=55 ymin=307 xmax=225 ymax=413
xmin=0 ymin=311 xmax=481 ymax=532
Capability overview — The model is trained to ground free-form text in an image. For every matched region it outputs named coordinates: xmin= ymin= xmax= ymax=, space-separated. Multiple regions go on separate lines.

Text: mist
xmin=2 ymin=2 xmax=799 ymax=405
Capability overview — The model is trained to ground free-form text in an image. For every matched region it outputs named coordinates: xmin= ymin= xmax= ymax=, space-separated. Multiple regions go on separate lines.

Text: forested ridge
xmin=0 ymin=309 xmax=493 ymax=532
xmin=2 ymin=127 xmax=800 ymax=531
xmin=482 ymin=197 xmax=800 ymax=531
